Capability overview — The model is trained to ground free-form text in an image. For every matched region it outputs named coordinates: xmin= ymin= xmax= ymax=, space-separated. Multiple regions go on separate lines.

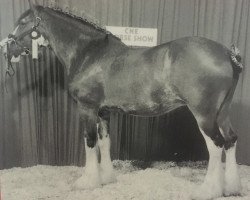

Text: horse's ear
xmin=28 ymin=0 xmax=39 ymax=15
xmin=28 ymin=0 xmax=35 ymax=10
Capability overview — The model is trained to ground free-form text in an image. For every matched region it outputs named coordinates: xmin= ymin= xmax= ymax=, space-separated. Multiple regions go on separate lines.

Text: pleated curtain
xmin=0 ymin=0 xmax=249 ymax=169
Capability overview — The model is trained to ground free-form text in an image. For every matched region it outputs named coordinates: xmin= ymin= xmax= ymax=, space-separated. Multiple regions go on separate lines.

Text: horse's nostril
xmin=8 ymin=34 xmax=14 ymax=38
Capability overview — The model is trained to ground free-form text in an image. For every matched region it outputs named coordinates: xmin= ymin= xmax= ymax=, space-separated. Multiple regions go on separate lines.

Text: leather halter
xmin=7 ymin=17 xmax=41 ymax=51
xmin=5 ymin=16 xmax=41 ymax=84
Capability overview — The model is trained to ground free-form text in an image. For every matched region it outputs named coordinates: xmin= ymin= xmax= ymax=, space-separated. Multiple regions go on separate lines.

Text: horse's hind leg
xmin=224 ymin=136 xmax=241 ymax=196
xmin=217 ymin=115 xmax=241 ymax=196
xmin=191 ymin=114 xmax=224 ymax=200
xmin=97 ymin=107 xmax=116 ymax=185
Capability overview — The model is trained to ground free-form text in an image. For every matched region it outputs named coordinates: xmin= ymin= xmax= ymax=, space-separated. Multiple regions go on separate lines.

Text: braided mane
xmin=43 ymin=6 xmax=120 ymax=41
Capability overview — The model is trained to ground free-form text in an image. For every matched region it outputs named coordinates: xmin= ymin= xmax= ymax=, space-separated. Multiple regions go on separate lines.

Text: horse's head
xmin=0 ymin=1 xmax=48 ymax=63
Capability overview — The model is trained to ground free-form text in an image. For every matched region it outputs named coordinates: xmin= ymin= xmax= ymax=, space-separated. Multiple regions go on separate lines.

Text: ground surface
xmin=0 ymin=161 xmax=250 ymax=200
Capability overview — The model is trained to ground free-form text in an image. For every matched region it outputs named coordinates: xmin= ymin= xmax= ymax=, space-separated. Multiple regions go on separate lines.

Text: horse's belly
xmin=103 ymin=81 xmax=186 ymax=116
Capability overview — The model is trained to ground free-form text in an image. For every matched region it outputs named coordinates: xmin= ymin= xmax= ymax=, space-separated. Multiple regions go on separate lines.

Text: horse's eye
xmin=8 ymin=34 xmax=15 ymax=39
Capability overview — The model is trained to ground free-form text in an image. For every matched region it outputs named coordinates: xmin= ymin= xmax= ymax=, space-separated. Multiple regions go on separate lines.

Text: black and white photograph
xmin=0 ymin=0 xmax=250 ymax=199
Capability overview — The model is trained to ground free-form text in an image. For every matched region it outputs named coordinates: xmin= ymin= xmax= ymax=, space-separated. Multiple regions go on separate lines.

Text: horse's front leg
xmin=73 ymin=107 xmax=101 ymax=189
xmin=97 ymin=107 xmax=116 ymax=185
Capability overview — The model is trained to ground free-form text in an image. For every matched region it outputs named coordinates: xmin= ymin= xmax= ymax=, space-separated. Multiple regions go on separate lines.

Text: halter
xmin=4 ymin=17 xmax=42 ymax=92
xmin=7 ymin=17 xmax=41 ymax=50
xmin=5 ymin=17 xmax=41 ymax=77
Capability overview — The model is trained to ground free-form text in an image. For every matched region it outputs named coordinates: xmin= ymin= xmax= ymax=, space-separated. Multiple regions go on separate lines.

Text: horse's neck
xmin=39 ymin=10 xmax=106 ymax=74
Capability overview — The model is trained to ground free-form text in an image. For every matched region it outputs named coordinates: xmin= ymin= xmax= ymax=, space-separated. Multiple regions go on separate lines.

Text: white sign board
xmin=106 ymin=26 xmax=157 ymax=47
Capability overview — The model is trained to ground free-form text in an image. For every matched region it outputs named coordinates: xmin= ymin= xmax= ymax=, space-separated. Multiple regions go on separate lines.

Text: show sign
xmin=106 ymin=26 xmax=157 ymax=47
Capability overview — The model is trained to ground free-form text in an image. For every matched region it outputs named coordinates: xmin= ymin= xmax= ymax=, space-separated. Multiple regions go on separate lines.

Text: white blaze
xmin=12 ymin=25 xmax=19 ymax=35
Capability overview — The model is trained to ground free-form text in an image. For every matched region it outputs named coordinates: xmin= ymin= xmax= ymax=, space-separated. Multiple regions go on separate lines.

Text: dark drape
xmin=0 ymin=0 xmax=249 ymax=169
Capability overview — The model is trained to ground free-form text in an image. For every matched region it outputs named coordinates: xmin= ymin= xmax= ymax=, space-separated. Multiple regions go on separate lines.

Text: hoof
xmin=101 ymin=169 xmax=116 ymax=185
xmin=224 ymin=170 xmax=242 ymax=197
xmin=72 ymin=173 xmax=101 ymax=190
xmin=223 ymin=181 xmax=242 ymax=197
xmin=191 ymin=183 xmax=223 ymax=200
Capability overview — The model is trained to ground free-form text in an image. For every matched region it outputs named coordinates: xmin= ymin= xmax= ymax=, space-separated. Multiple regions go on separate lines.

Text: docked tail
xmin=230 ymin=44 xmax=243 ymax=74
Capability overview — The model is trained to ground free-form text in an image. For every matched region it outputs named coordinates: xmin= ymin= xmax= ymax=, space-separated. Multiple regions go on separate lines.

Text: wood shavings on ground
xmin=1 ymin=161 xmax=250 ymax=200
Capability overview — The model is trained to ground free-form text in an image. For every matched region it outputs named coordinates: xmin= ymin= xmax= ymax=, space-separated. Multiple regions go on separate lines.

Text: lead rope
xmin=3 ymin=17 xmax=43 ymax=93
xmin=4 ymin=42 xmax=15 ymax=93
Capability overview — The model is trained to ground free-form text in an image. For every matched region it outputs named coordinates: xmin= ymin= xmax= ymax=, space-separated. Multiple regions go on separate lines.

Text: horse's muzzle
xmin=0 ymin=37 xmax=8 ymax=47
xmin=0 ymin=37 xmax=8 ymax=54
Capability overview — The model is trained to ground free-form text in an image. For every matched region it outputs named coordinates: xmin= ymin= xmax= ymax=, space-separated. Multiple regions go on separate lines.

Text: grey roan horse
xmin=0 ymin=2 xmax=243 ymax=199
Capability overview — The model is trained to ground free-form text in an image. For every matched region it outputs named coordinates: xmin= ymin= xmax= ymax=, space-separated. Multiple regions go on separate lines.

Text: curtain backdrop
xmin=0 ymin=0 xmax=249 ymax=169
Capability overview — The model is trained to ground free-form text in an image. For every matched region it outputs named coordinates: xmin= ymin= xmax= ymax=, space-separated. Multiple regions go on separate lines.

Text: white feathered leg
xmin=224 ymin=143 xmax=241 ymax=196
xmin=73 ymin=138 xmax=101 ymax=189
xmin=192 ymin=131 xmax=224 ymax=200
xmin=98 ymin=120 xmax=116 ymax=185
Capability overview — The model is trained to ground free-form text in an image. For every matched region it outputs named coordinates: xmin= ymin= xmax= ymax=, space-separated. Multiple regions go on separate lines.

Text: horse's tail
xmin=230 ymin=44 xmax=243 ymax=75
xmin=215 ymin=44 xmax=243 ymax=129
xmin=213 ymin=45 xmax=243 ymax=148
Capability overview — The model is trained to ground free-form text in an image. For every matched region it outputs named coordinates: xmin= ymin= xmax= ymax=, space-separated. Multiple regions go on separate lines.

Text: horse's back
xmin=109 ymin=36 xmax=233 ymax=78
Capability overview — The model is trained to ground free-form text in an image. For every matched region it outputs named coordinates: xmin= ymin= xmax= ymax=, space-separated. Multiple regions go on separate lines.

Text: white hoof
xmin=101 ymin=168 xmax=116 ymax=185
xmin=191 ymin=183 xmax=223 ymax=200
xmin=224 ymin=146 xmax=242 ymax=197
xmin=224 ymin=176 xmax=242 ymax=196
xmin=72 ymin=173 xmax=101 ymax=190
